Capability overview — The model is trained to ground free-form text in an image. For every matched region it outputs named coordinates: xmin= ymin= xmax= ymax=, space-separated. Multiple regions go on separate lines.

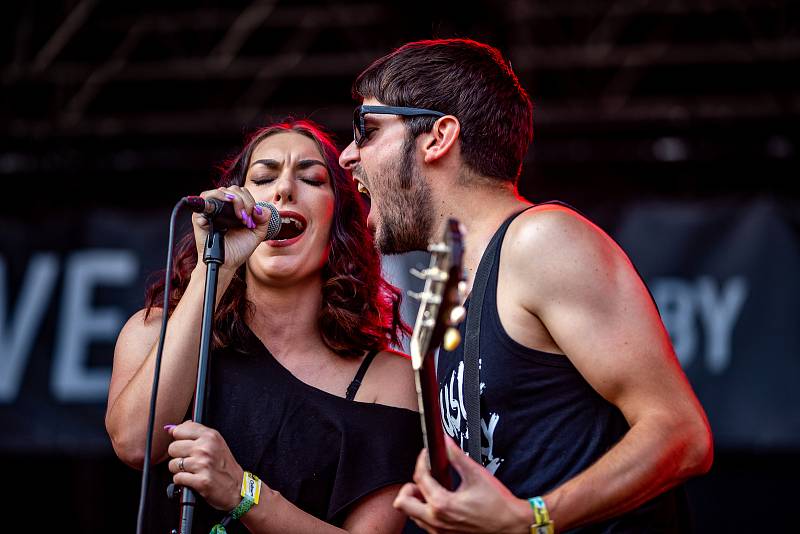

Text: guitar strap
xmin=462 ymin=206 xmax=536 ymax=464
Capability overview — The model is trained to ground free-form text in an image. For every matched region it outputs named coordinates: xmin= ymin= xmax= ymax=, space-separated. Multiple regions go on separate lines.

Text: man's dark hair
xmin=353 ymin=38 xmax=533 ymax=183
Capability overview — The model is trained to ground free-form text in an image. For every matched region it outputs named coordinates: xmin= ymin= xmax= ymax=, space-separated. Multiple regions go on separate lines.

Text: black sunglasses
xmin=352 ymin=105 xmax=446 ymax=147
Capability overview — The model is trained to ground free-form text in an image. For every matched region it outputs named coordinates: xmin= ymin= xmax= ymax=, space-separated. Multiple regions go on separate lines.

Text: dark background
xmin=2 ymin=1 xmax=799 ymax=532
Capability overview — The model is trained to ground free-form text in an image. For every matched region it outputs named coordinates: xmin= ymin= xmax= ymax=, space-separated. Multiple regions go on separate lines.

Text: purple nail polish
xmin=225 ymin=193 xmax=236 ymax=200
xmin=164 ymin=424 xmax=177 ymax=431
xmin=240 ymin=209 xmax=247 ymax=222
xmin=254 ymin=205 xmax=263 ymax=216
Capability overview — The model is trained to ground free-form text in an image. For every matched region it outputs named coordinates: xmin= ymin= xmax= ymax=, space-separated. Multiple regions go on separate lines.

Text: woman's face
xmin=243 ymin=131 xmax=335 ymax=285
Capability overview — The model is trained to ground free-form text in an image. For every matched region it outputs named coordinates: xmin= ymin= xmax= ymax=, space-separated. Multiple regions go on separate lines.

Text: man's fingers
xmin=394 ymin=482 xmax=445 ymax=533
xmin=394 ymin=483 xmax=421 ymax=508
xmin=393 ymin=483 xmax=429 ymax=519
xmin=413 ymin=448 xmax=446 ymax=499
xmin=444 ymin=435 xmax=480 ymax=484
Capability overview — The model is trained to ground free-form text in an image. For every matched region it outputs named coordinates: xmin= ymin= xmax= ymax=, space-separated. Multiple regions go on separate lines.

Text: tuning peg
xmin=410 ymin=267 xmax=448 ymax=281
xmin=407 ymin=290 xmax=442 ymax=304
xmin=458 ymin=280 xmax=468 ymax=296
xmin=426 ymin=294 xmax=442 ymax=305
xmin=428 ymin=242 xmax=450 ymax=254
xmin=443 ymin=327 xmax=462 ymax=351
xmin=450 ymin=305 xmax=466 ymax=324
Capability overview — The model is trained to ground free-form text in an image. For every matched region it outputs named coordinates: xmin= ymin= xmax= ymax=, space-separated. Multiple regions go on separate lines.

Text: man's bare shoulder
xmin=500 ymin=204 xmax=638 ymax=314
xmin=504 ymin=204 xmax=617 ymax=269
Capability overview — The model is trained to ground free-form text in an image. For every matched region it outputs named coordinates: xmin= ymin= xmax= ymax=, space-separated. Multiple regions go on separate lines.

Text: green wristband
xmin=230 ymin=496 xmax=255 ymax=520
xmin=209 ymin=496 xmax=255 ymax=534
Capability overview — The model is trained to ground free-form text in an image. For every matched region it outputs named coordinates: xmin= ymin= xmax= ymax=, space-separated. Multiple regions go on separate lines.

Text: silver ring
xmin=178 ymin=457 xmax=185 ymax=472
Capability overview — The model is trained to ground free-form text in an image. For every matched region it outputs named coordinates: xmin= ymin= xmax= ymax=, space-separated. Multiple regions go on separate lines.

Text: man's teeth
xmin=357 ymin=183 xmax=370 ymax=196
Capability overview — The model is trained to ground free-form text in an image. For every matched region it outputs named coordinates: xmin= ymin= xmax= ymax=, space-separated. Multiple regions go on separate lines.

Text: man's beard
xmin=374 ymin=136 xmax=435 ymax=255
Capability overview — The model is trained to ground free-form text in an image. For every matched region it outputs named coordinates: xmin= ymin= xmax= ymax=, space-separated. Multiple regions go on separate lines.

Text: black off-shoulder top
xmin=146 ymin=325 xmax=422 ymax=533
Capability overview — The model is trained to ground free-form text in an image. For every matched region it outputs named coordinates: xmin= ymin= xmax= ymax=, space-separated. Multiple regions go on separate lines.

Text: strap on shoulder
xmin=345 ymin=350 xmax=379 ymax=401
xmin=463 ymin=207 xmax=534 ymax=462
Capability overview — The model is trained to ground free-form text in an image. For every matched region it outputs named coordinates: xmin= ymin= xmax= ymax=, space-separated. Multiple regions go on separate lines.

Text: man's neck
xmin=433 ymin=179 xmax=531 ymax=291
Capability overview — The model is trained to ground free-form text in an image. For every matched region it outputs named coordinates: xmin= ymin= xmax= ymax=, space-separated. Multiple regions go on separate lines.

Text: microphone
xmin=184 ymin=196 xmax=282 ymax=240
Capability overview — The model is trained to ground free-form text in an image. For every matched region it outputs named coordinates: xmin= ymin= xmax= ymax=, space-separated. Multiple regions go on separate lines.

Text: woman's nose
xmin=272 ymin=175 xmax=294 ymax=203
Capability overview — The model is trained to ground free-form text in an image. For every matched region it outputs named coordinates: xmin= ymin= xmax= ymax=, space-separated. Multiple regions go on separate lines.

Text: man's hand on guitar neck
xmin=393 ymin=437 xmax=533 ymax=534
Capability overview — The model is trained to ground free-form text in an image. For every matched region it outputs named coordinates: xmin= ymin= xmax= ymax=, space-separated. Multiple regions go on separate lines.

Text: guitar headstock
xmin=409 ymin=219 xmax=467 ymax=370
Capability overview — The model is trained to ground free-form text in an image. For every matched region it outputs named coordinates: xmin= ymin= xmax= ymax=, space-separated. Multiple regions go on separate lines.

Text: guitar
xmin=408 ymin=218 xmax=466 ymax=489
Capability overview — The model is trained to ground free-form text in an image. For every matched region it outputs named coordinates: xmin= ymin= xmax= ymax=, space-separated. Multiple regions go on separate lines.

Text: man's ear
xmin=421 ymin=116 xmax=460 ymax=164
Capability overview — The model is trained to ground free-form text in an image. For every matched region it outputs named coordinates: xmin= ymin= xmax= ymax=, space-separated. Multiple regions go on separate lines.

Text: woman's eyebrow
xmin=250 ymin=158 xmax=280 ymax=169
xmin=297 ymin=159 xmax=326 ymax=170
xmin=250 ymin=159 xmax=325 ymax=170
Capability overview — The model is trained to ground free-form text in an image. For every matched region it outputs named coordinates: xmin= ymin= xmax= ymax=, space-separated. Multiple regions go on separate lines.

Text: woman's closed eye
xmin=251 ymin=176 xmax=326 ymax=187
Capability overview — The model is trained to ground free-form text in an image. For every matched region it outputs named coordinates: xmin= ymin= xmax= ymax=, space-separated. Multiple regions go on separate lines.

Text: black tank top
xmin=437 ymin=205 xmax=690 ymax=533
xmin=146 ymin=325 xmax=422 ymax=533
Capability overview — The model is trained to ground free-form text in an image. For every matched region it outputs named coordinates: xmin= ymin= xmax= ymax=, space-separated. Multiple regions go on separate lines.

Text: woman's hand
xmin=166 ymin=421 xmax=246 ymax=511
xmin=191 ymin=185 xmax=275 ymax=272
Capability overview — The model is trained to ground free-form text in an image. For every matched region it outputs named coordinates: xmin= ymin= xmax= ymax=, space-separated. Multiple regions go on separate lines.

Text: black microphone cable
xmin=133 ymin=197 xmax=280 ymax=533
xmin=136 ymin=197 xmax=187 ymax=534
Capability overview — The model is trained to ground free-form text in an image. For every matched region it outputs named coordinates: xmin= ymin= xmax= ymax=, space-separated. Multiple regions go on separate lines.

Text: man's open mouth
xmin=355 ymin=179 xmax=372 ymax=211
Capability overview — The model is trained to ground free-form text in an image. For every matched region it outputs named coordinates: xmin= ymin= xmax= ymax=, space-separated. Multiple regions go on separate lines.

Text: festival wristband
xmin=209 ymin=472 xmax=262 ymax=534
xmin=241 ymin=471 xmax=262 ymax=505
xmin=528 ymin=496 xmax=554 ymax=534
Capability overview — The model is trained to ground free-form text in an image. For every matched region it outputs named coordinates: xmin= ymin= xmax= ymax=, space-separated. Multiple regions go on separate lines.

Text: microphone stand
xmin=174 ymin=221 xmax=226 ymax=534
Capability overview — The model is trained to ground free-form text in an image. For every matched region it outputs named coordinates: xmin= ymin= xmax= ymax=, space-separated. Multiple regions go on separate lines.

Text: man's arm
xmin=503 ymin=205 xmax=713 ymax=530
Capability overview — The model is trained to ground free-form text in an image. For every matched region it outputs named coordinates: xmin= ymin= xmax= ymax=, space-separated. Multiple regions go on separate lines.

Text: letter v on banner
xmin=0 ymin=254 xmax=59 ymax=403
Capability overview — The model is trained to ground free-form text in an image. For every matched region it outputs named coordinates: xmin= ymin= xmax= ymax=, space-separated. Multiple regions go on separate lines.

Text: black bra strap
xmin=345 ymin=350 xmax=379 ymax=400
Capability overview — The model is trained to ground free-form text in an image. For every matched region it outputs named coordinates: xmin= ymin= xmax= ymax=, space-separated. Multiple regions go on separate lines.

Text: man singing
xmin=340 ymin=39 xmax=712 ymax=533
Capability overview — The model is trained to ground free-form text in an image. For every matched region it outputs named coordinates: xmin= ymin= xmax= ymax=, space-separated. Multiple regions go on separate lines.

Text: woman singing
xmin=106 ymin=120 xmax=421 ymax=533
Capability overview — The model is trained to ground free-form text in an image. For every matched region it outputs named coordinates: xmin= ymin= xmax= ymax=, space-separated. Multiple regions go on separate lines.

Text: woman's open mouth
xmin=272 ymin=211 xmax=307 ymax=241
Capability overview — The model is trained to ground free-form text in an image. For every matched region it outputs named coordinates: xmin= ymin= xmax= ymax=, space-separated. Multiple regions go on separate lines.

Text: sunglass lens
xmin=353 ymin=108 xmax=362 ymax=145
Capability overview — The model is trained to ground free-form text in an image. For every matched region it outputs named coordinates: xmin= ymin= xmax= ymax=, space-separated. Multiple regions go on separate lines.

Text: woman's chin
xmin=250 ymin=256 xmax=321 ymax=286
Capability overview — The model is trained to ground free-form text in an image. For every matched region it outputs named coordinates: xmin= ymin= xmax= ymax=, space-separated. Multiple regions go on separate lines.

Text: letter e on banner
xmin=51 ymin=250 xmax=138 ymax=402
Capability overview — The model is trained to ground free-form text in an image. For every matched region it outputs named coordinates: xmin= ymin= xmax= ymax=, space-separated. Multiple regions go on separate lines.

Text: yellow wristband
xmin=528 ymin=497 xmax=554 ymax=534
xmin=241 ymin=471 xmax=262 ymax=505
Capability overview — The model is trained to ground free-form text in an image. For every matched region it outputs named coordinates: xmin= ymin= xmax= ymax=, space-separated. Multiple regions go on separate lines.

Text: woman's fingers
xmin=214 ymin=186 xmax=257 ymax=229
xmin=167 ymin=454 xmax=192 ymax=474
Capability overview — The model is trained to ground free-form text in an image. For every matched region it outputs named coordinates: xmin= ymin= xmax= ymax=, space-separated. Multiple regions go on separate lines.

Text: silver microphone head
xmin=256 ymin=201 xmax=282 ymax=240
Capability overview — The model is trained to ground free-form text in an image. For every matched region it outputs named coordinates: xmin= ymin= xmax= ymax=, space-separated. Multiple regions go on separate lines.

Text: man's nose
xmin=339 ymin=140 xmax=359 ymax=171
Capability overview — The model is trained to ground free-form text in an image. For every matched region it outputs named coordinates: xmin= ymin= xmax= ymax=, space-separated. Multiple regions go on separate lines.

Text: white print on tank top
xmin=439 ymin=359 xmax=504 ymax=474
